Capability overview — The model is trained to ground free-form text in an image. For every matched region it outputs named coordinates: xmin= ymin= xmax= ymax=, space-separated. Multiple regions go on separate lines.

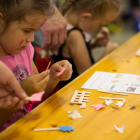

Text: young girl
xmin=0 ymin=0 xmax=72 ymax=132
xmin=52 ymin=0 xmax=122 ymax=86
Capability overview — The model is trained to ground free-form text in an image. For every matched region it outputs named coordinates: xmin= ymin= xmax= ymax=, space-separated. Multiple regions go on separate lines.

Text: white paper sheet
xmin=81 ymin=71 xmax=140 ymax=94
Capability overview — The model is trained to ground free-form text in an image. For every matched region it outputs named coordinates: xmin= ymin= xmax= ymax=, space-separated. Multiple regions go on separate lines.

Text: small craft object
xmin=70 ymin=90 xmax=91 ymax=105
xmin=98 ymin=90 xmax=128 ymax=96
xmin=80 ymin=102 xmax=86 ymax=109
xmin=69 ymin=110 xmax=82 ymax=119
xmin=105 ymin=99 xmax=113 ymax=106
xmin=136 ymin=47 xmax=140 ymax=56
xmin=116 ymin=99 xmax=125 ymax=107
xmin=24 ymin=91 xmax=44 ymax=101
xmin=91 ymin=104 xmax=105 ymax=111
xmin=114 ymin=124 xmax=125 ymax=133
xmin=46 ymin=61 xmax=51 ymax=70
xmin=39 ymin=50 xmax=48 ymax=59
xmin=34 ymin=125 xmax=75 ymax=132
xmin=24 ymin=97 xmax=32 ymax=100
xmin=68 ymin=111 xmax=73 ymax=113
xmin=99 ymin=97 xmax=125 ymax=107
xmin=56 ymin=67 xmax=66 ymax=76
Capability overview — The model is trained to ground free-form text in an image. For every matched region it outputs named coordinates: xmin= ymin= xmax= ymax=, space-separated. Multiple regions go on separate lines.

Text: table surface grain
xmin=1 ymin=33 xmax=140 ymax=140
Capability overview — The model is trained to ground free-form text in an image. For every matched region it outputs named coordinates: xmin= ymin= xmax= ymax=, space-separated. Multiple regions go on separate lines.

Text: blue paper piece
xmin=59 ymin=125 xmax=75 ymax=132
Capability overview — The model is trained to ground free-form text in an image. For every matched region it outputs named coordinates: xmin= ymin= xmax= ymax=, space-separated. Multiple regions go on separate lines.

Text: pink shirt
xmin=0 ymin=42 xmax=34 ymax=81
xmin=0 ymin=43 xmax=34 ymax=132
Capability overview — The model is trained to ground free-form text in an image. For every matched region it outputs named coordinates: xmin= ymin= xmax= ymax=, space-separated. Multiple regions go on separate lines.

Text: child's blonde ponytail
xmin=60 ymin=0 xmax=75 ymax=15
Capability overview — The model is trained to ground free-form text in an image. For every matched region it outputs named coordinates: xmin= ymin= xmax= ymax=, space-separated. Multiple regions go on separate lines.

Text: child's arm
xmin=66 ymin=30 xmax=93 ymax=75
xmin=42 ymin=60 xmax=72 ymax=99
xmin=90 ymin=27 xmax=110 ymax=49
xmin=32 ymin=61 xmax=39 ymax=74
xmin=99 ymin=41 xmax=118 ymax=60
xmin=20 ymin=61 xmax=50 ymax=96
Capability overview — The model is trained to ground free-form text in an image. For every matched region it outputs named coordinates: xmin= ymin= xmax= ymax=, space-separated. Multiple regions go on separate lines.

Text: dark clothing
xmin=52 ymin=27 xmax=94 ymax=86
xmin=130 ymin=0 xmax=139 ymax=8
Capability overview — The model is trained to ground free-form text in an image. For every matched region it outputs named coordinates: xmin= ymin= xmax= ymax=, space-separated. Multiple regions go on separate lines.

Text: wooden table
xmin=1 ymin=33 xmax=140 ymax=140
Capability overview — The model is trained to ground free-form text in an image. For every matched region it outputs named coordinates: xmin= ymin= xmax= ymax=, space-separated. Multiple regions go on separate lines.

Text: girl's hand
xmin=95 ymin=27 xmax=110 ymax=47
xmin=0 ymin=95 xmax=25 ymax=109
xmin=50 ymin=60 xmax=72 ymax=81
xmin=103 ymin=41 xmax=119 ymax=56
xmin=20 ymin=70 xmax=50 ymax=96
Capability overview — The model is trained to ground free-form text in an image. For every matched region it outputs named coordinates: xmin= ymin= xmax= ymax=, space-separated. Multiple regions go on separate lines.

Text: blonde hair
xmin=61 ymin=0 xmax=122 ymax=17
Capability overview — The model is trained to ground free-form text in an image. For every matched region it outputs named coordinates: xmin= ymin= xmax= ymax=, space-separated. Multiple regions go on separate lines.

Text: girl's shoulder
xmin=66 ymin=29 xmax=85 ymax=47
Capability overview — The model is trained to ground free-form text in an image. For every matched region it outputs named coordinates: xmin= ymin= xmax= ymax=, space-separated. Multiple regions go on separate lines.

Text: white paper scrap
xmin=80 ymin=102 xmax=86 ymax=109
xmin=105 ymin=99 xmax=113 ymax=105
xmin=116 ymin=99 xmax=125 ymax=107
xmin=69 ymin=110 xmax=82 ymax=119
xmin=114 ymin=124 xmax=125 ymax=133
xmin=136 ymin=48 xmax=140 ymax=56
xmin=68 ymin=111 xmax=73 ymax=113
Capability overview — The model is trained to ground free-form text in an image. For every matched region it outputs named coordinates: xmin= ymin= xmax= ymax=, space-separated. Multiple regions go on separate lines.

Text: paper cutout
xmin=105 ymin=99 xmax=113 ymax=105
xmin=80 ymin=102 xmax=86 ymax=109
xmin=136 ymin=48 xmax=140 ymax=56
xmin=114 ymin=124 xmax=125 ymax=133
xmin=70 ymin=90 xmax=91 ymax=105
xmin=34 ymin=125 xmax=75 ymax=132
xmin=30 ymin=91 xmax=45 ymax=101
xmin=99 ymin=97 xmax=125 ymax=107
xmin=68 ymin=111 xmax=73 ymax=113
xmin=116 ymin=99 xmax=125 ymax=107
xmin=69 ymin=110 xmax=82 ymax=119
xmin=59 ymin=125 xmax=75 ymax=132
xmin=39 ymin=50 xmax=47 ymax=59
xmin=57 ymin=67 xmax=66 ymax=76
xmin=91 ymin=104 xmax=105 ymax=111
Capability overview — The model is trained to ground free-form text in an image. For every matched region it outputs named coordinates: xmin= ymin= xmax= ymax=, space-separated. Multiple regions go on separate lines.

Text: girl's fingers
xmin=101 ymin=27 xmax=110 ymax=41
xmin=57 ymin=63 xmax=72 ymax=80
xmin=36 ymin=70 xmax=50 ymax=82
xmin=50 ymin=63 xmax=62 ymax=75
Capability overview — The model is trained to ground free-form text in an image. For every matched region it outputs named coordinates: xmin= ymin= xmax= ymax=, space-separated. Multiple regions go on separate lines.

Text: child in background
xmin=0 ymin=0 xmax=72 ymax=132
xmin=52 ymin=0 xmax=122 ymax=86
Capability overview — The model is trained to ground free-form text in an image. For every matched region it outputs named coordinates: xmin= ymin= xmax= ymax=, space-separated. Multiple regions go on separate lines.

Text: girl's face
xmin=0 ymin=12 xmax=47 ymax=56
xmin=79 ymin=11 xmax=118 ymax=33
